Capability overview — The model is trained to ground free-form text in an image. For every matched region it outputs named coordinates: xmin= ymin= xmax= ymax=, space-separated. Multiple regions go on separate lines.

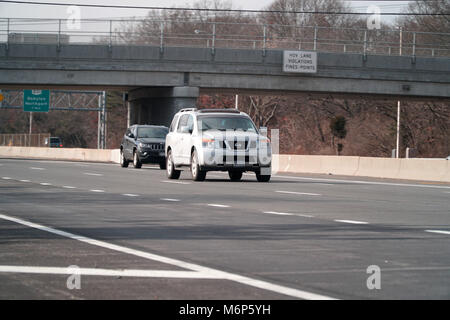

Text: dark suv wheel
xmin=228 ymin=171 xmax=243 ymax=181
xmin=133 ymin=150 xmax=142 ymax=169
xmin=120 ymin=149 xmax=129 ymax=168
xmin=256 ymin=170 xmax=271 ymax=182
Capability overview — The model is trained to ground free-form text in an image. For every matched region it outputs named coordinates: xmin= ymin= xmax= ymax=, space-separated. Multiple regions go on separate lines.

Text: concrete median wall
xmin=0 ymin=146 xmax=119 ymax=163
xmin=274 ymin=154 xmax=450 ymax=183
xmin=1 ymin=147 xmax=449 ymax=182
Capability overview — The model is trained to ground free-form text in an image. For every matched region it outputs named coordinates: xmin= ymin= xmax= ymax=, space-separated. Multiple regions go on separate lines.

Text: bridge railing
xmin=0 ymin=18 xmax=449 ymax=58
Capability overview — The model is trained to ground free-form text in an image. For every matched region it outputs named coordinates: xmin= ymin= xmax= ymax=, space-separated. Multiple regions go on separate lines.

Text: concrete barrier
xmin=273 ymin=154 xmax=450 ymax=183
xmin=0 ymin=146 xmax=119 ymax=163
xmin=1 ymin=147 xmax=448 ymax=182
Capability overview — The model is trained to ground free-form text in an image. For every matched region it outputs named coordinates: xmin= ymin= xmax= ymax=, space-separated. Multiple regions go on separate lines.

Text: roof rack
xmin=198 ymin=109 xmax=241 ymax=114
xmin=179 ymin=108 xmax=197 ymax=113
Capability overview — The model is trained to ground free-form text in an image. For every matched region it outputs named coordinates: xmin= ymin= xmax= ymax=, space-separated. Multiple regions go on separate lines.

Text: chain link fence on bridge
xmin=0 ymin=133 xmax=51 ymax=147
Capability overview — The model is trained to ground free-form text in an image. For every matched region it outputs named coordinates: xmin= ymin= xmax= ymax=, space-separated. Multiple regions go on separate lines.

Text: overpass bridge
xmin=0 ymin=18 xmax=449 ymax=125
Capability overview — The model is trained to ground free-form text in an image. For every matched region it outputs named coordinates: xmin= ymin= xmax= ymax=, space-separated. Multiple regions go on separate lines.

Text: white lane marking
xmin=2 ymin=177 xmax=11 ymax=180
xmin=0 ymin=214 xmax=336 ymax=300
xmin=62 ymin=186 xmax=77 ymax=189
xmin=83 ymin=172 xmax=103 ymax=176
xmin=316 ymin=183 xmax=334 ymax=186
xmin=40 ymin=183 xmax=52 ymax=186
xmin=89 ymin=189 xmax=105 ymax=193
xmin=334 ymin=219 xmax=369 ymax=225
xmin=276 ymin=190 xmax=321 ymax=196
xmin=20 ymin=180 xmax=31 ymax=183
xmin=207 ymin=204 xmax=231 ymax=208
xmin=425 ymin=230 xmax=450 ymax=235
xmin=122 ymin=193 xmax=139 ymax=197
xmin=161 ymin=198 xmax=180 ymax=202
xmin=29 ymin=167 xmax=45 ymax=170
xmin=161 ymin=180 xmax=191 ymax=185
xmin=264 ymin=211 xmax=314 ymax=218
xmin=272 ymin=174 xmax=450 ymax=190
xmin=0 ymin=266 xmax=218 ymax=279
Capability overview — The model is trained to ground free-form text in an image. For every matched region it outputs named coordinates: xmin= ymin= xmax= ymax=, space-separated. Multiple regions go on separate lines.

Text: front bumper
xmin=138 ymin=149 xmax=166 ymax=163
xmin=199 ymin=148 xmax=271 ymax=172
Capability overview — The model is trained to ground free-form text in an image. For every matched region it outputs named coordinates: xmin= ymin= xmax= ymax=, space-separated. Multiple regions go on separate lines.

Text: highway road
xmin=0 ymin=158 xmax=449 ymax=300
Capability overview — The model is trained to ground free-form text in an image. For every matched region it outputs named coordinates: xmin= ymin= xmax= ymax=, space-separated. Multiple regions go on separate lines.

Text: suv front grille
xmin=220 ymin=138 xmax=250 ymax=150
xmin=145 ymin=143 xmax=164 ymax=150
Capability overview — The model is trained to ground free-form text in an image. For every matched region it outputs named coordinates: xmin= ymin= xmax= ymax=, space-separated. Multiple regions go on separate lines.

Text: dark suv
xmin=120 ymin=125 xmax=169 ymax=169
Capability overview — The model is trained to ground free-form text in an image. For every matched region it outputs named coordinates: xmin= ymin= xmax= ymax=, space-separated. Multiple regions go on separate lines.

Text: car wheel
xmin=120 ymin=149 xmax=129 ymax=168
xmin=256 ymin=170 xmax=271 ymax=182
xmin=228 ymin=171 xmax=243 ymax=181
xmin=133 ymin=150 xmax=142 ymax=169
xmin=159 ymin=161 xmax=166 ymax=170
xmin=166 ymin=150 xmax=180 ymax=179
xmin=191 ymin=150 xmax=206 ymax=181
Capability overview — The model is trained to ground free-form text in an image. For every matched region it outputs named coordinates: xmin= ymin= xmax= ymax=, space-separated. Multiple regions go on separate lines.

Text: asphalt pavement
xmin=0 ymin=158 xmax=449 ymax=299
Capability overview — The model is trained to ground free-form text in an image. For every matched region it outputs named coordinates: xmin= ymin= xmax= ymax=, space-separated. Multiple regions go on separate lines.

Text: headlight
xmin=138 ymin=142 xmax=146 ymax=148
xmin=202 ymin=138 xmax=215 ymax=148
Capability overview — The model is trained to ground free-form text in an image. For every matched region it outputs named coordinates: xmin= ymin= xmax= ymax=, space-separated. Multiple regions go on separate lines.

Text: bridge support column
xmin=127 ymin=86 xmax=199 ymax=127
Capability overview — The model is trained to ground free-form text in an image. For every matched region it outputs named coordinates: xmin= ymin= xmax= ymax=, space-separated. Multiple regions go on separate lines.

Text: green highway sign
xmin=23 ymin=90 xmax=50 ymax=112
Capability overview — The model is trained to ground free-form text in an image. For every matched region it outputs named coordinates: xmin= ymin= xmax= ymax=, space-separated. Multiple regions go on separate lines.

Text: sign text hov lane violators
xmin=23 ymin=90 xmax=50 ymax=112
xmin=283 ymin=51 xmax=317 ymax=73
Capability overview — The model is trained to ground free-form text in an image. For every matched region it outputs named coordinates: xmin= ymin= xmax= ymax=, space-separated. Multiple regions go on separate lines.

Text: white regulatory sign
xmin=283 ymin=51 xmax=317 ymax=73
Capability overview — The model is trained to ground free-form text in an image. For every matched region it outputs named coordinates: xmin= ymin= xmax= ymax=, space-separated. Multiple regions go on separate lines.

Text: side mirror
xmin=181 ymin=126 xmax=192 ymax=134
xmin=128 ymin=133 xmax=135 ymax=139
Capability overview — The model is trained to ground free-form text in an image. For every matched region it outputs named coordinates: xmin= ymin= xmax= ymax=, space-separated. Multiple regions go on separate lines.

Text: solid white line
xmin=122 ymin=194 xmax=139 ymax=197
xmin=264 ymin=211 xmax=314 ymax=218
xmin=334 ymin=219 xmax=369 ymax=225
xmin=83 ymin=172 xmax=103 ymax=176
xmin=40 ymin=183 xmax=52 ymax=186
xmin=161 ymin=180 xmax=191 ymax=185
xmin=0 ymin=266 xmax=219 ymax=279
xmin=0 ymin=214 xmax=336 ymax=300
xmin=425 ymin=230 xmax=450 ymax=235
xmin=62 ymin=186 xmax=77 ymax=189
xmin=20 ymin=180 xmax=31 ymax=183
xmin=272 ymin=174 xmax=450 ymax=190
xmin=207 ymin=204 xmax=231 ymax=208
xmin=276 ymin=190 xmax=321 ymax=196
xmin=161 ymin=198 xmax=180 ymax=202
xmin=264 ymin=211 xmax=293 ymax=216
xmin=89 ymin=189 xmax=105 ymax=193
xmin=29 ymin=167 xmax=45 ymax=170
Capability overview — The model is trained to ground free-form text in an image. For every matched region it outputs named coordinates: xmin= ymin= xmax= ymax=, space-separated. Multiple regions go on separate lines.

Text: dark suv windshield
xmin=50 ymin=138 xmax=61 ymax=143
xmin=137 ymin=127 xmax=168 ymax=139
xmin=197 ymin=116 xmax=257 ymax=133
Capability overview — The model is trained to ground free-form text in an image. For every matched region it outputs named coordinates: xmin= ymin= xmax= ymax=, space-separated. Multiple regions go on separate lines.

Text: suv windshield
xmin=50 ymin=138 xmax=60 ymax=143
xmin=137 ymin=127 xmax=168 ymax=139
xmin=197 ymin=116 xmax=257 ymax=133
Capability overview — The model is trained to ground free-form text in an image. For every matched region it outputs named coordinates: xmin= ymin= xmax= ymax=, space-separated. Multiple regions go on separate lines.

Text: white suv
xmin=165 ymin=108 xmax=272 ymax=182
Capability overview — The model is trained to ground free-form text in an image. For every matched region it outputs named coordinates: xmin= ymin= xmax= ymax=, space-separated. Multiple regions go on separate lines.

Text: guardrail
xmin=0 ymin=18 xmax=449 ymax=58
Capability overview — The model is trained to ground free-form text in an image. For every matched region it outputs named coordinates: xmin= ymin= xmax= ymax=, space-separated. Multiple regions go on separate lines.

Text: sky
xmin=0 ymin=0 xmax=411 ymax=20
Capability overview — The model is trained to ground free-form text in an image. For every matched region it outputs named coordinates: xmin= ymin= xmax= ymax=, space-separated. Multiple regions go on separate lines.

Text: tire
xmin=166 ymin=150 xmax=181 ymax=179
xmin=228 ymin=170 xmax=243 ymax=181
xmin=120 ymin=149 xmax=129 ymax=168
xmin=133 ymin=150 xmax=142 ymax=169
xmin=256 ymin=170 xmax=271 ymax=182
xmin=191 ymin=150 xmax=206 ymax=181
xmin=159 ymin=161 xmax=166 ymax=170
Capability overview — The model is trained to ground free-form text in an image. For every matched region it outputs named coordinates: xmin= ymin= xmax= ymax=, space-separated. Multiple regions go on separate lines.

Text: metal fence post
xmin=412 ymin=32 xmax=416 ymax=64
xmin=109 ymin=20 xmax=112 ymax=50
xmin=160 ymin=21 xmax=164 ymax=54
xmin=212 ymin=23 xmax=216 ymax=55
xmin=363 ymin=30 xmax=367 ymax=61
xmin=263 ymin=25 xmax=267 ymax=57
xmin=313 ymin=26 xmax=317 ymax=51
xmin=6 ymin=18 xmax=10 ymax=51
xmin=57 ymin=19 xmax=61 ymax=51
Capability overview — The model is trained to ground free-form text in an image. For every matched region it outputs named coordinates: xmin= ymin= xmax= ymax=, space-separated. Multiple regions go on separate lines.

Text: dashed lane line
xmin=161 ymin=180 xmax=191 ymax=185
xmin=334 ymin=219 xmax=369 ymax=225
xmin=425 ymin=230 xmax=450 ymax=235
xmin=161 ymin=198 xmax=181 ymax=202
xmin=207 ymin=204 xmax=231 ymax=208
xmin=276 ymin=190 xmax=322 ymax=196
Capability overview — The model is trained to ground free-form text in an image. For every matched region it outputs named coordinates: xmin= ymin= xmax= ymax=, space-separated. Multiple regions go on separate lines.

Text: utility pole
xmin=29 ymin=112 xmax=32 ymax=134
xmin=396 ymin=27 xmax=403 ymax=159
xmin=235 ymin=94 xmax=239 ymax=110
